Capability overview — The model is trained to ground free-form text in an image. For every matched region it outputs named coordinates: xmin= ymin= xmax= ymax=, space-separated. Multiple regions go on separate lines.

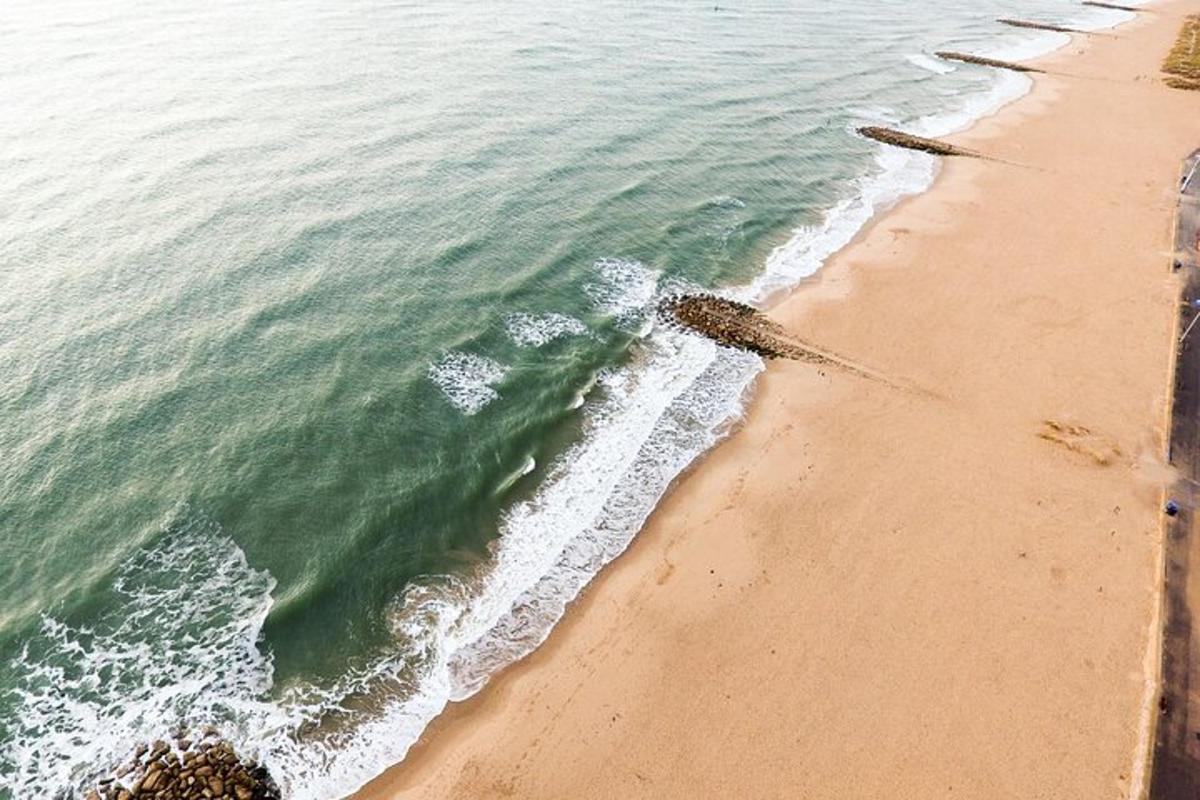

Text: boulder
xmin=82 ymin=729 xmax=281 ymax=800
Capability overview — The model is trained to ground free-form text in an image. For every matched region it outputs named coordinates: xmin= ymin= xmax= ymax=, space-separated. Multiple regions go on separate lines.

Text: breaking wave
xmin=428 ymin=352 xmax=508 ymax=415
xmin=906 ymin=53 xmax=956 ymax=74
xmin=504 ymin=312 xmax=589 ymax=347
xmin=0 ymin=511 xmax=283 ymax=798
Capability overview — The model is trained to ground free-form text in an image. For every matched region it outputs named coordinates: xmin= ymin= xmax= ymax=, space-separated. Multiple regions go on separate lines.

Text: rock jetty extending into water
xmin=659 ymin=294 xmax=801 ymax=360
xmin=658 ymin=294 xmax=918 ymax=393
xmin=997 ymin=18 xmax=1084 ymax=34
xmin=1082 ymin=1 xmax=1141 ymax=11
xmin=82 ymin=730 xmax=280 ymax=800
xmin=855 ymin=126 xmax=980 ymax=158
xmin=934 ymin=51 xmax=1043 ymax=73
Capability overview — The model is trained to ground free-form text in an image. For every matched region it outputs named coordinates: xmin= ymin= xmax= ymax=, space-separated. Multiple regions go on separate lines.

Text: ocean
xmin=0 ymin=1 xmax=1137 ymax=797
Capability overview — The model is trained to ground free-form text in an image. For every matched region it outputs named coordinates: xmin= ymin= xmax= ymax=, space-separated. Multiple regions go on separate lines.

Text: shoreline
xmin=353 ymin=3 xmax=1200 ymax=798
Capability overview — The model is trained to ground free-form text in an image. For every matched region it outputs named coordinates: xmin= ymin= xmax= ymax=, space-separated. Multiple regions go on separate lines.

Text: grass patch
xmin=1165 ymin=75 xmax=1200 ymax=91
xmin=1163 ymin=14 xmax=1200 ymax=89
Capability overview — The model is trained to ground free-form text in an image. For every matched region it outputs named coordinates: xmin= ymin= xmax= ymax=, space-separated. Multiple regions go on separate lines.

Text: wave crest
xmin=428 ymin=352 xmax=508 ymax=415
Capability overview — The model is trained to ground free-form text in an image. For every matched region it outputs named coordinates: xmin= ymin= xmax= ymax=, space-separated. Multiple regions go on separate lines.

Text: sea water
xmin=0 ymin=1 xmax=1137 ymax=797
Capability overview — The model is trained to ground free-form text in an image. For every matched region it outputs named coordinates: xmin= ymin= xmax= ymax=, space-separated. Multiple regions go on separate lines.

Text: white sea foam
xmin=504 ymin=312 xmax=588 ymax=347
xmin=975 ymin=31 xmax=1070 ymax=62
xmin=445 ymin=336 xmax=761 ymax=699
xmin=968 ymin=1 xmax=1134 ymax=64
xmin=916 ymin=69 xmax=1033 ymax=139
xmin=264 ymin=263 xmax=762 ymax=800
xmin=0 ymin=509 xmax=285 ymax=799
xmin=493 ymin=454 xmax=537 ymax=495
xmin=0 ymin=259 xmax=762 ymax=800
xmin=740 ymin=113 xmax=947 ymax=303
xmin=744 ymin=11 xmax=1108 ymax=304
xmin=906 ymin=53 xmax=955 ymax=74
xmin=585 ymin=257 xmax=660 ymax=329
xmin=428 ymin=352 xmax=508 ymax=415
xmin=304 ymin=339 xmax=760 ymax=799
xmin=569 ymin=372 xmax=599 ymax=410
xmin=708 ymin=195 xmax=747 ymax=209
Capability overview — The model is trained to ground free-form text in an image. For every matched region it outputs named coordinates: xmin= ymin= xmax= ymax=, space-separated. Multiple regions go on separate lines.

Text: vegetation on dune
xmin=1163 ymin=15 xmax=1200 ymax=89
xmin=1165 ymin=75 xmax=1200 ymax=91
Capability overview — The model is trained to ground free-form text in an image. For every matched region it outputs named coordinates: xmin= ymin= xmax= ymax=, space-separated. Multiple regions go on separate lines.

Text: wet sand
xmin=355 ymin=2 xmax=1200 ymax=798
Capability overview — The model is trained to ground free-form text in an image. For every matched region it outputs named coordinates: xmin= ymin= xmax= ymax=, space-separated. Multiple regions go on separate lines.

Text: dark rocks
xmin=856 ymin=126 xmax=980 ymax=158
xmin=934 ymin=51 xmax=1043 ymax=74
xmin=1081 ymin=1 xmax=1140 ymax=11
xmin=83 ymin=730 xmax=281 ymax=800
xmin=658 ymin=293 xmax=920 ymax=395
xmin=997 ymin=18 xmax=1084 ymax=34
xmin=658 ymin=294 xmax=797 ymax=359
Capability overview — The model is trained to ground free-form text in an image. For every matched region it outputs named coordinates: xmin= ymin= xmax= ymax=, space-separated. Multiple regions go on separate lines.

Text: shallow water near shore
xmin=0 ymin=1 xmax=1137 ymax=797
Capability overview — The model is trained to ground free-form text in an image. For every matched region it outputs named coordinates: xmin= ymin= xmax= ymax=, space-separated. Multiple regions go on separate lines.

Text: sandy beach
xmin=355 ymin=3 xmax=1200 ymax=798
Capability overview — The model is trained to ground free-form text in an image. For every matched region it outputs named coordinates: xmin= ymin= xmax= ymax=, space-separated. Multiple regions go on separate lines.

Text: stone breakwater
xmin=934 ymin=51 xmax=1043 ymax=74
xmin=658 ymin=294 xmax=932 ymax=397
xmin=856 ymin=126 xmax=980 ymax=159
xmin=82 ymin=731 xmax=281 ymax=800
xmin=996 ymin=18 xmax=1085 ymax=34
xmin=1081 ymin=1 xmax=1141 ymax=10
xmin=658 ymin=294 xmax=803 ymax=360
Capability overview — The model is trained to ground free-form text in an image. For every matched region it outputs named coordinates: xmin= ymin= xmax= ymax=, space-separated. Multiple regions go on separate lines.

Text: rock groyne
xmin=659 ymin=294 xmax=798 ymax=359
xmin=856 ymin=126 xmax=980 ymax=158
xmin=658 ymin=294 xmax=920 ymax=393
xmin=1082 ymin=1 xmax=1141 ymax=11
xmin=82 ymin=730 xmax=280 ymax=800
xmin=997 ymin=18 xmax=1084 ymax=34
xmin=934 ymin=51 xmax=1043 ymax=73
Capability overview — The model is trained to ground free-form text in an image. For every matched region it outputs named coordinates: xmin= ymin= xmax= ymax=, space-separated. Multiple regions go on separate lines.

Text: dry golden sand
xmin=355 ymin=3 xmax=1200 ymax=797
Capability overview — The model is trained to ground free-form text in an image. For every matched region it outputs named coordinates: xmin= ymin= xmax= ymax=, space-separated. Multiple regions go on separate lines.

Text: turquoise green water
xmin=0 ymin=1 xmax=1135 ymax=797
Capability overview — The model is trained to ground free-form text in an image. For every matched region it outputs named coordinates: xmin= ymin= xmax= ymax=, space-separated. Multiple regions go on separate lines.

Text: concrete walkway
xmin=1151 ymin=147 xmax=1200 ymax=799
